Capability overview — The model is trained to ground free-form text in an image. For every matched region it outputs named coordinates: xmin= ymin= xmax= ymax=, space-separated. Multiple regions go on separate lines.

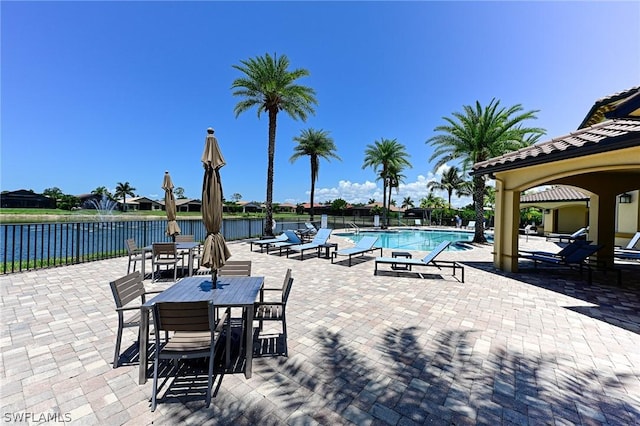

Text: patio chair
xmin=218 ymin=260 xmax=252 ymax=276
xmin=285 ymin=228 xmax=333 ymax=260
xmin=546 ymin=226 xmax=588 ymax=243
xmin=374 ymin=240 xmax=465 ymax=282
xmin=268 ymin=230 xmax=304 ymax=255
xmin=254 ymin=269 xmax=293 ymax=356
xmin=466 ymin=221 xmax=476 ymax=229
xmin=125 ymin=238 xmax=152 ymax=274
xmin=174 ymin=234 xmax=201 ymax=270
xmin=109 ymin=271 xmax=164 ymax=368
xmin=331 ymin=236 xmax=382 ymax=267
xmin=150 ymin=300 xmax=227 ymax=411
xmin=151 ymin=242 xmax=181 ymax=283
xmin=250 ymin=233 xmax=288 ymax=253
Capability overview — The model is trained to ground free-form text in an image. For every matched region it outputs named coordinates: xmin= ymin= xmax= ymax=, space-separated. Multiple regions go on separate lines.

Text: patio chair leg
xmin=113 ymin=321 xmax=123 ymax=368
xmin=282 ymin=313 xmax=288 ymax=357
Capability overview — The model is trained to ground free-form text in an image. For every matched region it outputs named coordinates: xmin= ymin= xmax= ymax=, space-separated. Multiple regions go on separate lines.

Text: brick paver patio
xmin=1 ymin=233 xmax=639 ymax=425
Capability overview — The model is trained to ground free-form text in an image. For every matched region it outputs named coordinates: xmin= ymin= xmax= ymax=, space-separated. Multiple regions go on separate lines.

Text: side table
xmin=319 ymin=243 xmax=338 ymax=259
xmin=391 ymin=251 xmax=412 ymax=270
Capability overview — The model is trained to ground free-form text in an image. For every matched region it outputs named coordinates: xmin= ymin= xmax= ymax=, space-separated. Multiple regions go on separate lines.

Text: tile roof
xmin=520 ymin=186 xmax=589 ymax=203
xmin=472 ymin=118 xmax=640 ymax=176
xmin=579 ymin=86 xmax=640 ymax=129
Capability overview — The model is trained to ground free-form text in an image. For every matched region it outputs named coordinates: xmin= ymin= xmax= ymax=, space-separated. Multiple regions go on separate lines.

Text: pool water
xmin=334 ymin=229 xmax=488 ymax=251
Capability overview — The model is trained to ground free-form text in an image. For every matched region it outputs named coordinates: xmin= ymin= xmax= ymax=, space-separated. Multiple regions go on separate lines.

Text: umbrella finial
xmin=207 ymin=127 xmax=214 ymax=134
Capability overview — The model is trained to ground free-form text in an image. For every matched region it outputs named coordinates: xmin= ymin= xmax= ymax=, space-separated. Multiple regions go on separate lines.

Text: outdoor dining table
xmin=138 ymin=275 xmax=264 ymax=384
xmin=140 ymin=242 xmax=201 ymax=279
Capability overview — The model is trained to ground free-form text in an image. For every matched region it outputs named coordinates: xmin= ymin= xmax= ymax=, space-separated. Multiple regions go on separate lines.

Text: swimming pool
xmin=334 ymin=229 xmax=488 ymax=251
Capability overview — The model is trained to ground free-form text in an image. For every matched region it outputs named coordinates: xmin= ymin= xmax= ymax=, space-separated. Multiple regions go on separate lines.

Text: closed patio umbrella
xmin=200 ymin=127 xmax=231 ymax=285
xmin=162 ymin=171 xmax=181 ymax=239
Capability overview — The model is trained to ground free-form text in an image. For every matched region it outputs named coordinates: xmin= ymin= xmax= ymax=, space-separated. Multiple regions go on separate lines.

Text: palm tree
xmin=290 ymin=128 xmax=341 ymax=221
xmin=401 ymin=196 xmax=414 ymax=209
xmin=427 ymin=166 xmax=469 ymax=209
xmin=420 ymin=191 xmax=446 ymax=225
xmin=427 ymin=99 xmax=544 ymax=243
xmin=231 ymin=53 xmax=317 ymax=236
xmin=385 ymin=163 xmax=406 ymax=225
xmin=114 ymin=182 xmax=136 ymax=212
xmin=362 ymin=138 xmax=411 ymax=228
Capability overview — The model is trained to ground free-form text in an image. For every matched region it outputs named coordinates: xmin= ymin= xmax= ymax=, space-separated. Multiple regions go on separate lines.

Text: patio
xmin=1 ymin=234 xmax=639 ymax=425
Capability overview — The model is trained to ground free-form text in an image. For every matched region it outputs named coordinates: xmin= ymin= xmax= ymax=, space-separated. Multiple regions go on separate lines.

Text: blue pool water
xmin=334 ymin=229 xmax=489 ymax=251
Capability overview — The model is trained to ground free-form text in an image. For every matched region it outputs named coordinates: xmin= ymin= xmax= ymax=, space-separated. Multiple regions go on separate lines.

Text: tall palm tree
xmin=427 ymin=99 xmax=544 ymax=243
xmin=290 ymin=128 xmax=341 ymax=221
xmin=231 ymin=53 xmax=317 ymax=236
xmin=427 ymin=166 xmax=469 ymax=209
xmin=114 ymin=182 xmax=136 ymax=212
xmin=385 ymin=163 xmax=406 ymax=225
xmin=362 ymin=138 xmax=411 ymax=228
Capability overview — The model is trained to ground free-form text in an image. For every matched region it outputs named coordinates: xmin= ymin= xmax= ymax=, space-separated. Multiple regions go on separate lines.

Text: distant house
xmin=235 ymin=201 xmax=263 ymax=213
xmin=120 ymin=196 xmax=162 ymax=211
xmin=0 ymin=190 xmax=56 ymax=209
xmin=174 ymin=198 xmax=201 ymax=212
xmin=277 ymin=202 xmax=297 ymax=213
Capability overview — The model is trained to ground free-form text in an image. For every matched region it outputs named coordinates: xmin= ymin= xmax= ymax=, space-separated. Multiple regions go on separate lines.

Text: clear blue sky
xmin=2 ymin=1 xmax=639 ymax=208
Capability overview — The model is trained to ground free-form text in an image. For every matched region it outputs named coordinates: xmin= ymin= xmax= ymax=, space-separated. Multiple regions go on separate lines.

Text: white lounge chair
xmin=331 ymin=236 xmax=382 ymax=267
xmin=546 ymin=227 xmax=588 ymax=243
xmin=616 ymin=231 xmax=640 ymax=252
xmin=466 ymin=221 xmax=476 ymax=229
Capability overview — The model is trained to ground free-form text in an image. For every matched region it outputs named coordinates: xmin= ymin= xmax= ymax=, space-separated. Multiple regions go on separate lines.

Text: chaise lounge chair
xmin=466 ymin=221 xmax=475 ymax=230
xmin=268 ymin=230 xmax=304 ymax=255
xmin=614 ymin=232 xmax=640 ymax=262
xmin=519 ymin=238 xmax=591 ymax=259
xmin=521 ymin=243 xmax=606 ymax=283
xmin=331 ymin=236 xmax=382 ymax=267
xmin=285 ymin=228 xmax=332 ymax=260
xmin=250 ymin=233 xmax=288 ymax=253
xmin=297 ymin=222 xmax=318 ymax=241
xmin=374 ymin=240 xmax=464 ymax=282
xmin=614 ymin=231 xmax=640 ymax=255
xmin=546 ymin=227 xmax=588 ymax=243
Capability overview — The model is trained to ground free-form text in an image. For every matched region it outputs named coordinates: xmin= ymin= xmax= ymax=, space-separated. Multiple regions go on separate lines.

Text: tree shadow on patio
xmin=156 ymin=326 xmax=639 ymax=424
xmin=464 ymin=260 xmax=640 ymax=335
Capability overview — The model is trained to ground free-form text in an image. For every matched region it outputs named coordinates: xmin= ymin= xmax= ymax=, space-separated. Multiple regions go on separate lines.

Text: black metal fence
xmin=0 ymin=215 xmax=384 ymax=274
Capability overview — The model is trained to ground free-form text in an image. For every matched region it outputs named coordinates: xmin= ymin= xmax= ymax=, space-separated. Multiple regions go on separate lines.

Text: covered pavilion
xmin=472 ymin=87 xmax=640 ymax=272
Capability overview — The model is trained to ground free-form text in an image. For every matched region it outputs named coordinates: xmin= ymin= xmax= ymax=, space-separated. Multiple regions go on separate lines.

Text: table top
xmin=143 ymin=275 xmax=264 ymax=308
xmin=143 ymin=242 xmax=201 ymax=250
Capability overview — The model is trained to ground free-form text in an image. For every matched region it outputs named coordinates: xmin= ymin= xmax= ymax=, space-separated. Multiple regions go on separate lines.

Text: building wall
xmin=615 ymin=189 xmax=640 ymax=246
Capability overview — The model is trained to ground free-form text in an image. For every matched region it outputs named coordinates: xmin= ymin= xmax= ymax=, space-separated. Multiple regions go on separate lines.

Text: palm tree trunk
xmin=309 ymin=159 xmax=316 ymax=222
xmin=472 ymin=175 xmax=486 ymax=243
xmin=381 ymin=173 xmax=388 ymax=228
xmin=265 ymin=109 xmax=277 ymax=236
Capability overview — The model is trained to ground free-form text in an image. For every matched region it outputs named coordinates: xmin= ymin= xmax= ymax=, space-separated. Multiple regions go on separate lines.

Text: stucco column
xmin=494 ymin=180 xmax=521 ymax=272
xmin=588 ymin=193 xmax=616 ymax=268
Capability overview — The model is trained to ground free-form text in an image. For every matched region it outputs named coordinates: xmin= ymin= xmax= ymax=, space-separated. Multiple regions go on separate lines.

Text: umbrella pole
xmin=212 ymin=268 xmax=218 ymax=288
